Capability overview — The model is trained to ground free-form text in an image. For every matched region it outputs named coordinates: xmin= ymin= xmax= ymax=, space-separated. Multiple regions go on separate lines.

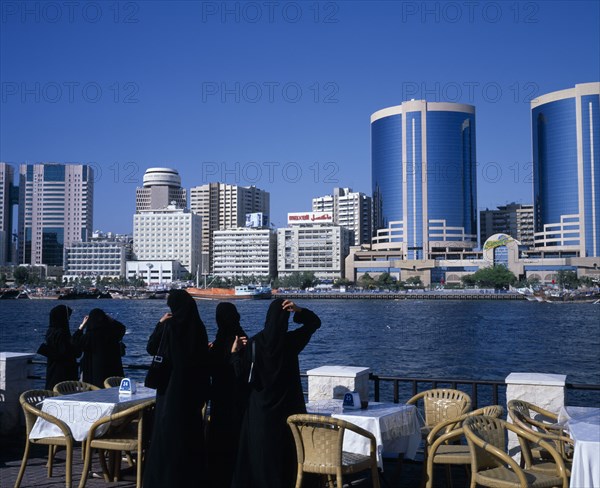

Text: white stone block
xmin=307 ymin=365 xmax=370 ymax=402
xmin=505 ymin=372 xmax=566 ymax=461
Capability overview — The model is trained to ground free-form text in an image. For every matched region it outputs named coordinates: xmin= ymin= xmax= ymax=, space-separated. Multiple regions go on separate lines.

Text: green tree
xmin=358 ymin=273 xmax=376 ymax=290
xmin=405 ymin=276 xmax=423 ymax=287
xmin=377 ymin=272 xmax=395 ymax=289
xmin=460 ymin=266 xmax=517 ymax=289
xmin=13 ymin=267 xmax=29 ymax=286
xmin=334 ymin=277 xmax=352 ymax=288
xmin=556 ymin=270 xmax=579 ymax=289
xmin=579 ymin=276 xmax=596 ymax=287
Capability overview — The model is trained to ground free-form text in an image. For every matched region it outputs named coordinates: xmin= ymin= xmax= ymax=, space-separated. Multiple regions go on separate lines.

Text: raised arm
xmin=286 ymin=307 xmax=321 ymax=354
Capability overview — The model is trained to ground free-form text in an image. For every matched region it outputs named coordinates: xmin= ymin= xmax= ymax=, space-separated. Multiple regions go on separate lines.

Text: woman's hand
xmin=231 ymin=335 xmax=248 ymax=353
xmin=159 ymin=312 xmax=172 ymax=323
xmin=78 ymin=315 xmax=89 ymax=330
xmin=282 ymin=300 xmax=302 ymax=313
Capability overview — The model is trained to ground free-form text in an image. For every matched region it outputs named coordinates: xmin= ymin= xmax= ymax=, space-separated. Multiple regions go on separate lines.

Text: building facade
xmin=212 ymin=228 xmax=277 ymax=278
xmin=277 ymin=212 xmax=351 ymax=281
xmin=132 ymin=205 xmax=201 ymax=276
xmin=189 ymin=183 xmax=269 ymax=273
xmin=126 ymin=260 xmax=181 ymax=285
xmin=532 ymin=82 xmax=600 ymax=258
xmin=18 ymin=163 xmax=94 ymax=267
xmin=371 ymin=100 xmax=477 ymax=260
xmin=63 ymin=241 xmax=130 ymax=280
xmin=480 ymin=203 xmax=534 ymax=248
xmin=0 ymin=163 xmax=16 ymax=265
xmin=135 ymin=167 xmax=187 ymax=212
xmin=312 ymin=187 xmax=372 ymax=245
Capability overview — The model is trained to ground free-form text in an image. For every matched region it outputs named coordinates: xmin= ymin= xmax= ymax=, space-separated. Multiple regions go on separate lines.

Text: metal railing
xmin=369 ymin=374 xmax=506 ymax=408
xmin=29 ymin=360 xmax=600 ymax=408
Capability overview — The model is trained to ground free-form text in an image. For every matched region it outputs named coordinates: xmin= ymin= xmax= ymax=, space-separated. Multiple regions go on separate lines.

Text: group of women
xmin=143 ymin=290 xmax=321 ymax=488
xmin=39 ymin=304 xmax=125 ymax=389
xmin=40 ymin=290 xmax=321 ymax=488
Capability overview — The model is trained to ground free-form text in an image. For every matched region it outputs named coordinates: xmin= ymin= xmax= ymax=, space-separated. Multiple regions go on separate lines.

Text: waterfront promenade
xmin=275 ymin=290 xmax=524 ymax=300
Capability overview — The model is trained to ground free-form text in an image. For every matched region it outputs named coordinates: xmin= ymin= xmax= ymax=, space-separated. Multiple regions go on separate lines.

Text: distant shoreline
xmin=273 ymin=291 xmax=525 ymax=300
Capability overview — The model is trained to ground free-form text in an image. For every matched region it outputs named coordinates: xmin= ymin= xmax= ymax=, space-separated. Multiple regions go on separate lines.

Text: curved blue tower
xmin=532 ymin=82 xmax=600 ymax=258
xmin=371 ymin=101 xmax=477 ymax=259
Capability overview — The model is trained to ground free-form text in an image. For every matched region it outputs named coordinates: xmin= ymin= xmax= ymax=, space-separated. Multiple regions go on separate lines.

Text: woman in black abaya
xmin=206 ymin=302 xmax=248 ymax=488
xmin=39 ymin=304 xmax=81 ymax=390
xmin=143 ymin=289 xmax=210 ymax=488
xmin=72 ymin=308 xmax=125 ymax=388
xmin=231 ymin=298 xmax=321 ymax=488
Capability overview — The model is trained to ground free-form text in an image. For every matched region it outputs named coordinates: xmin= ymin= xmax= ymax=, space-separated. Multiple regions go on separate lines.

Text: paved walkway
xmin=1 ymin=433 xmax=469 ymax=487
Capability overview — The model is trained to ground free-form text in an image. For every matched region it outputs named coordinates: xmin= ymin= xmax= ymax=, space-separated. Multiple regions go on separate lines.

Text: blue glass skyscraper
xmin=532 ymin=82 xmax=600 ymax=258
xmin=371 ymin=101 xmax=477 ymax=259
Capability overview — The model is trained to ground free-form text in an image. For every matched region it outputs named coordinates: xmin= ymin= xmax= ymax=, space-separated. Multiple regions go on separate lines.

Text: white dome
xmin=142 ymin=167 xmax=181 ymax=187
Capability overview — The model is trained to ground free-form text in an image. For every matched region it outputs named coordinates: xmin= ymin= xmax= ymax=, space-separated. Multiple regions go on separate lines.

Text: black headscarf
xmin=47 ymin=304 xmax=72 ymax=332
xmin=86 ymin=308 xmax=109 ymax=330
xmin=215 ymin=302 xmax=245 ymax=340
xmin=212 ymin=302 xmax=246 ymax=362
xmin=167 ymin=289 xmax=208 ymax=356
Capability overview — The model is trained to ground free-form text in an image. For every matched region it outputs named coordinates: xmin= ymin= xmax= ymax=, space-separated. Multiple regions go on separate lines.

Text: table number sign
xmin=119 ymin=378 xmax=137 ymax=395
xmin=343 ymin=391 xmax=361 ymax=410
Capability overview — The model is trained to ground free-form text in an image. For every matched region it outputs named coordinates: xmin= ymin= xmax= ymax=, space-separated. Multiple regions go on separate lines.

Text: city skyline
xmin=1 ymin=1 xmax=599 ymax=233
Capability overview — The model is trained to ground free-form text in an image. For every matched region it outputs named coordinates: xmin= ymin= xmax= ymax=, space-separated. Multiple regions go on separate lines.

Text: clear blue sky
xmin=1 ymin=0 xmax=599 ymax=232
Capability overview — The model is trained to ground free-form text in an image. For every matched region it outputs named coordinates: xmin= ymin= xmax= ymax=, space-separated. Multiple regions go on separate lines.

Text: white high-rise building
xmin=133 ymin=205 xmax=201 ymax=275
xmin=18 ymin=163 xmax=94 ymax=267
xmin=135 ymin=167 xmax=187 ymax=212
xmin=312 ymin=187 xmax=372 ymax=245
xmin=63 ymin=241 xmax=130 ymax=280
xmin=213 ymin=228 xmax=277 ymax=278
xmin=190 ymin=183 xmax=269 ymax=273
xmin=277 ymin=212 xmax=351 ymax=281
xmin=0 ymin=163 xmax=15 ymax=264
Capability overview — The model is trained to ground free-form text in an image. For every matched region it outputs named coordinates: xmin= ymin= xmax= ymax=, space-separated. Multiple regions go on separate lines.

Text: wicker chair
xmin=15 ymin=389 xmax=75 ymax=488
xmin=103 ymin=376 xmax=125 ymax=388
xmin=463 ymin=416 xmax=569 ymax=488
xmin=287 ymin=413 xmax=381 ymax=488
xmin=53 ymin=380 xmax=100 ymax=395
xmin=507 ymin=400 xmax=573 ymax=475
xmin=406 ymin=388 xmax=472 ymax=439
xmin=78 ymin=398 xmax=156 ymax=488
xmin=424 ymin=405 xmax=505 ymax=488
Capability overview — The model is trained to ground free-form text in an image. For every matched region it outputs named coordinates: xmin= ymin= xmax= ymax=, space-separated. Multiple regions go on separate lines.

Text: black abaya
xmin=71 ymin=308 xmax=125 ymax=388
xmin=207 ymin=302 xmax=248 ymax=488
xmin=231 ymin=298 xmax=321 ymax=488
xmin=40 ymin=305 xmax=81 ymax=390
xmin=143 ymin=289 xmax=210 ymax=488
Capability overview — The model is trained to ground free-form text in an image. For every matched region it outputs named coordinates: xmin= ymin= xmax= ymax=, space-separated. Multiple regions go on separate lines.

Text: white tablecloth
xmin=559 ymin=406 xmax=600 ymax=488
xmin=306 ymin=400 xmax=421 ymax=469
xmin=29 ymin=386 xmax=156 ymax=442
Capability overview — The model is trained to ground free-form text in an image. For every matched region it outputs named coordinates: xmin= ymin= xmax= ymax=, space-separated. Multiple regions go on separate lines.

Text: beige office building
xmin=190 ymin=183 xmax=269 ymax=273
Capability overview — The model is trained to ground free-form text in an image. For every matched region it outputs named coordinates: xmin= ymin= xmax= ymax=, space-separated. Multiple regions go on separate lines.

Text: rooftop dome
xmin=142 ymin=167 xmax=181 ymax=187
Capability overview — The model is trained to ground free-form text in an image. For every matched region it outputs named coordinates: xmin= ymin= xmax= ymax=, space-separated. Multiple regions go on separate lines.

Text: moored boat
xmin=187 ymin=284 xmax=272 ymax=300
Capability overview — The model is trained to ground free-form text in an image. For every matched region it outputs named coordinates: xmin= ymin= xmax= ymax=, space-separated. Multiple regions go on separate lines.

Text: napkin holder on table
xmin=119 ymin=378 xmax=137 ymax=395
xmin=343 ymin=391 xmax=361 ymax=410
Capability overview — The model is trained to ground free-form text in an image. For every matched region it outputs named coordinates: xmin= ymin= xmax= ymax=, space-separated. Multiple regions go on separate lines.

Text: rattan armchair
xmin=406 ymin=388 xmax=472 ymax=438
xmin=53 ymin=380 xmax=100 ymax=395
xmin=287 ymin=413 xmax=381 ymax=488
xmin=463 ymin=416 xmax=569 ymax=488
xmin=78 ymin=398 xmax=156 ymax=488
xmin=507 ymin=400 xmax=573 ymax=474
xmin=15 ymin=389 xmax=75 ymax=488
xmin=103 ymin=376 xmax=125 ymax=388
xmin=424 ymin=405 xmax=505 ymax=488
